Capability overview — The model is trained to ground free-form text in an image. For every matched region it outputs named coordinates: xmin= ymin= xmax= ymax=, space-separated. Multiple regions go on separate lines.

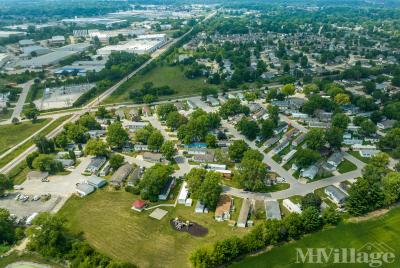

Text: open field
xmin=0 ymin=119 xmax=50 ymax=155
xmin=58 ymin=190 xmax=249 ymax=268
xmin=104 ymin=65 xmax=213 ymax=104
xmin=230 ymin=206 xmax=400 ymax=268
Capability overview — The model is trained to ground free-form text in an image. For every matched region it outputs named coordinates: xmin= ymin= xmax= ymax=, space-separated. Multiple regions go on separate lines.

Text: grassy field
xmin=230 ymin=207 xmax=400 ymax=268
xmin=58 ymin=190 xmax=249 ymax=268
xmin=337 ymin=159 xmax=358 ymax=174
xmin=103 ymin=65 xmax=213 ymax=104
xmin=0 ymin=108 xmax=13 ymax=121
xmin=0 ymin=119 xmax=50 ymax=155
xmin=0 ymin=115 xmax=70 ymax=169
xmin=348 ymin=150 xmax=372 ymax=164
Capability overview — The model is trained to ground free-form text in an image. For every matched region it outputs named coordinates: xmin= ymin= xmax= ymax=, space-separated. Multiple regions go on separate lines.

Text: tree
xmin=109 ymin=154 xmax=125 ymax=170
xmin=11 ymin=117 xmax=19 ymax=125
xmin=382 ymin=172 xmax=400 ymax=205
xmin=305 ymin=129 xmax=326 ymax=151
xmin=235 ymin=158 xmax=268 ymax=191
xmin=147 ymin=130 xmax=164 ymax=151
xmin=77 ymin=113 xmax=101 ymax=130
xmin=0 ymin=208 xmax=16 ymax=245
xmin=334 ymin=93 xmax=350 ymax=105
xmin=228 ymin=140 xmax=249 ymax=162
xmin=85 ymin=139 xmax=109 ymax=156
xmin=134 ymin=125 xmax=154 ymax=144
xmin=219 ymin=99 xmax=250 ymax=119
xmin=26 ymin=151 xmax=39 ymax=169
xmin=95 ymin=106 xmax=111 ymax=119
xmin=322 ymin=207 xmax=341 ymax=225
xmin=283 ymin=213 xmax=303 ymax=239
xmin=64 ymin=123 xmax=87 ymax=144
xmin=161 ymin=141 xmax=176 ymax=161
xmin=359 ymin=119 xmax=377 ymax=137
xmin=325 ymin=127 xmax=343 ymax=149
xmin=205 ymin=134 xmax=217 ymax=148
xmin=332 ymin=113 xmax=350 ymax=130
xmin=198 ymin=171 xmax=222 ymax=210
xmin=139 ymin=164 xmax=173 ymax=202
xmin=303 ymin=84 xmax=319 ymax=95
xmin=32 ymin=155 xmax=63 ymax=174
xmin=242 ymin=149 xmax=263 ymax=162
xmin=260 ymin=119 xmax=275 ymax=139
xmin=166 ymin=111 xmax=187 ymax=130
xmin=156 ymin=103 xmax=177 ymax=121
xmin=236 ymin=118 xmax=260 ymax=140
xmin=24 ymin=107 xmax=39 ymax=122
xmin=281 ymin=84 xmax=295 ymax=97
xmin=0 ymin=174 xmax=13 ymax=197
xmin=28 ymin=213 xmax=72 ymax=258
xmin=55 ymin=133 xmax=68 ymax=149
xmin=301 ymin=207 xmax=323 ymax=233
xmin=185 ymin=168 xmax=207 ymax=199
xmin=106 ymin=122 xmax=129 ymax=149
xmin=301 ymin=193 xmax=322 ymax=210
xmin=295 ymin=148 xmax=321 ymax=169
xmin=33 ymin=136 xmax=55 ymax=154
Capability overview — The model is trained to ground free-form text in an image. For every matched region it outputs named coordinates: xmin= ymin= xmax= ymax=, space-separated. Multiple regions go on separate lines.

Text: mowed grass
xmin=230 ymin=207 xmax=400 ymax=268
xmin=104 ymin=65 xmax=213 ymax=104
xmin=0 ymin=119 xmax=50 ymax=155
xmin=337 ymin=159 xmax=358 ymax=174
xmin=59 ymin=190 xmax=249 ymax=268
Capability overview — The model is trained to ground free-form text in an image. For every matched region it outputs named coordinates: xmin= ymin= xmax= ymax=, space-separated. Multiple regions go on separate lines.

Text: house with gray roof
xmin=237 ymin=198 xmax=252 ymax=228
xmin=301 ymin=165 xmax=319 ymax=180
xmin=76 ymin=183 xmax=95 ymax=197
xmin=110 ymin=163 xmax=133 ymax=188
xmin=324 ymin=185 xmax=347 ymax=206
xmin=265 ymin=200 xmax=282 ymax=220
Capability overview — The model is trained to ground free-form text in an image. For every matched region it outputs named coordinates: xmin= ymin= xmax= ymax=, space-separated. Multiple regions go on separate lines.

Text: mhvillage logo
xmin=295 ymin=242 xmax=396 ymax=267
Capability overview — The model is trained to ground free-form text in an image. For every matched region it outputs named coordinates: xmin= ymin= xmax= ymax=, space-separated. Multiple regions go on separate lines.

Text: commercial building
xmin=18 ymin=50 xmax=78 ymax=68
xmin=97 ymin=39 xmax=164 ymax=55
xmin=0 ymin=31 xmax=26 ymax=39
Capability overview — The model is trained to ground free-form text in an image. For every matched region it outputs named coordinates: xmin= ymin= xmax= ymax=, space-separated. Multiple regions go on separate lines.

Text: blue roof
xmin=185 ymin=143 xmax=207 ymax=148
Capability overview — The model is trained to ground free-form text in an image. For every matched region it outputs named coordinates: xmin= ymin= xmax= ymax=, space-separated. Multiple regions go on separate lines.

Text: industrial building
xmin=97 ymin=39 xmax=165 ymax=55
xmin=18 ymin=50 xmax=78 ymax=68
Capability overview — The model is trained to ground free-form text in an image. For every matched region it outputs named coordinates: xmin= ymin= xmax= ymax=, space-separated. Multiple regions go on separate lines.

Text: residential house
xmin=215 ymin=195 xmax=232 ymax=221
xmin=158 ymin=177 xmax=176 ymax=200
xmin=377 ymin=119 xmax=396 ymax=130
xmin=301 ymin=165 xmax=319 ymax=180
xmin=86 ymin=175 xmax=107 ymax=188
xmin=282 ymin=199 xmax=302 ymax=214
xmin=109 ymin=163 xmax=133 ymax=188
xmin=142 ymin=106 xmax=151 ymax=116
xmin=127 ymin=166 xmax=143 ymax=186
xmin=325 ymin=185 xmax=347 ymax=207
xmin=187 ymin=100 xmax=197 ymax=109
xmin=193 ymin=153 xmax=215 ymax=163
xmin=87 ymin=130 xmax=106 ymax=139
xmin=143 ymin=152 xmax=163 ymax=163
xmin=178 ymin=182 xmax=189 ymax=204
xmin=134 ymin=144 xmax=149 ymax=152
xmin=237 ymin=198 xmax=252 ymax=228
xmin=84 ymin=157 xmax=106 ymax=174
xmin=58 ymin=158 xmax=75 ymax=168
xmin=292 ymin=133 xmax=306 ymax=147
xmin=359 ymin=150 xmax=379 ymax=158
xmin=126 ymin=121 xmax=148 ymax=132
xmin=324 ymin=152 xmax=344 ymax=171
xmin=99 ymin=162 xmax=111 ymax=176
xmin=265 ymin=200 xmax=282 ymax=220
xmin=206 ymin=96 xmax=219 ymax=107
xmin=76 ymin=183 xmax=95 ymax=197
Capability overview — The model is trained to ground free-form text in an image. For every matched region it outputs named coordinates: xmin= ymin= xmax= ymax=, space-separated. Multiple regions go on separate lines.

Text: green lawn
xmin=337 ymin=159 xmax=358 ymax=174
xmin=0 ymin=119 xmax=50 ymax=155
xmin=0 ymin=108 xmax=13 ymax=121
xmin=0 ymin=252 xmax=63 ymax=268
xmin=348 ymin=150 xmax=372 ymax=164
xmin=230 ymin=206 xmax=400 ymax=268
xmin=58 ymin=190 xmax=249 ymax=268
xmin=103 ymin=65 xmax=214 ymax=104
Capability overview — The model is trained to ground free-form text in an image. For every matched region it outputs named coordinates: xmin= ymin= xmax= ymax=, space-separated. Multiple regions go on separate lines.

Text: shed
xmin=132 ymin=200 xmax=146 ymax=212
xmin=237 ymin=198 xmax=251 ymax=228
xmin=195 ymin=200 xmax=205 ymax=213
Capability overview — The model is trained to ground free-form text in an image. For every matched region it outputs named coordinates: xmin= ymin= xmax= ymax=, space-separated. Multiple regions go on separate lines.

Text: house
xmin=292 ymin=133 xmax=306 ymax=147
xmin=127 ymin=167 xmax=143 ymax=186
xmin=265 ymin=200 xmax=281 ymax=220
xmin=195 ymin=200 xmax=205 ymax=213
xmin=143 ymin=152 xmax=163 ymax=163
xmin=204 ymin=164 xmax=226 ymax=171
xmin=49 ymin=35 xmax=65 ymax=45
xmin=193 ymin=153 xmax=215 ymax=163
xmin=352 ymin=144 xmax=377 ymax=151
xmin=343 ymin=139 xmax=363 ymax=145
xmin=325 ymin=152 xmax=344 ymax=171
xmin=187 ymin=148 xmax=208 ymax=155
xmin=282 ymin=199 xmax=302 ymax=214
xmin=134 ymin=144 xmax=149 ymax=152
xmin=87 ymin=130 xmax=106 ymax=139
xmin=110 ymin=163 xmax=133 ymax=188
xmin=282 ymin=149 xmax=297 ymax=163
xmin=187 ymin=100 xmax=197 ymax=109
xmin=301 ymin=165 xmax=319 ymax=180
xmin=115 ymin=110 xmax=125 ymax=119
xmin=359 ymin=150 xmax=379 ymax=158
xmin=99 ymin=162 xmax=111 ymax=177
xmin=27 ymin=171 xmax=49 ymax=181
xmin=158 ymin=177 xmax=176 ymax=200
xmin=129 ymin=108 xmax=140 ymax=120
xmin=237 ymin=198 xmax=251 ymax=228
xmin=215 ymin=169 xmax=232 ymax=178
xmin=58 ymin=158 xmax=75 ymax=168
xmin=76 ymin=183 xmax=95 ymax=197
xmin=178 ymin=182 xmax=189 ymax=204
xmin=131 ymin=200 xmax=146 ymax=212
xmin=325 ymin=185 xmax=347 ymax=207
xmin=126 ymin=122 xmax=148 ymax=132
xmin=377 ymin=119 xmax=396 ymax=130
xmin=86 ymin=175 xmax=107 ymax=188
xmin=215 ymin=195 xmax=232 ymax=221
xmin=85 ymin=157 xmax=106 ymax=174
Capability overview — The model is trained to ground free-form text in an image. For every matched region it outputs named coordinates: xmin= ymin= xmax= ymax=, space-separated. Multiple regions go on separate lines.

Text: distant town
xmin=0 ymin=1 xmax=400 ymax=268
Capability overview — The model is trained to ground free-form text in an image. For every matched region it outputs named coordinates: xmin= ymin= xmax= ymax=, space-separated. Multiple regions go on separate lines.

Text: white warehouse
xmin=97 ymin=39 xmax=165 ymax=56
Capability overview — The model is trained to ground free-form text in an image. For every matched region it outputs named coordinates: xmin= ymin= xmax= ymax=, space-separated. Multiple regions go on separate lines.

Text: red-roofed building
xmin=132 ymin=200 xmax=146 ymax=212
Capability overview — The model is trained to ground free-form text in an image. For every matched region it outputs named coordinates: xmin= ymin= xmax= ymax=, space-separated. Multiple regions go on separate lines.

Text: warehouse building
xmin=97 ymin=39 xmax=164 ymax=55
xmin=18 ymin=50 xmax=78 ymax=68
